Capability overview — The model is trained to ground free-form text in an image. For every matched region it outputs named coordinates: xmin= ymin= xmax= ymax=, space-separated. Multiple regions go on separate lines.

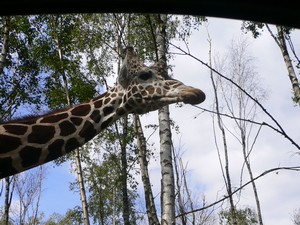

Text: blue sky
xmin=1 ymin=16 xmax=300 ymax=224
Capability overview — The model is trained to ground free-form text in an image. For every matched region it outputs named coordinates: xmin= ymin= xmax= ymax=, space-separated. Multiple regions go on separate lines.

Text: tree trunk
xmin=208 ymin=35 xmax=237 ymax=225
xmin=74 ymin=149 xmax=90 ymax=225
xmin=120 ymin=117 xmax=130 ymax=225
xmin=276 ymin=25 xmax=300 ymax=105
xmin=50 ymin=16 xmax=90 ymax=225
xmin=234 ymin=37 xmax=263 ymax=225
xmin=241 ymin=136 xmax=263 ymax=225
xmin=4 ymin=177 xmax=13 ymax=225
xmin=134 ymin=115 xmax=160 ymax=225
xmin=267 ymin=25 xmax=300 ymax=105
xmin=159 ymin=106 xmax=175 ymax=225
xmin=173 ymin=155 xmax=187 ymax=225
xmin=156 ymin=14 xmax=176 ymax=225
xmin=0 ymin=16 xmax=10 ymax=74
xmin=32 ymin=166 xmax=44 ymax=225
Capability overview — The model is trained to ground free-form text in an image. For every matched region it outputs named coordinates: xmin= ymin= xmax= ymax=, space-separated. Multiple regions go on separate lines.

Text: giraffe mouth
xmin=180 ymin=87 xmax=206 ymax=105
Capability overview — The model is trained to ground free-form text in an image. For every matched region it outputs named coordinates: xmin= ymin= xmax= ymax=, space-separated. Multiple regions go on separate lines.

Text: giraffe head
xmin=116 ymin=47 xmax=205 ymax=114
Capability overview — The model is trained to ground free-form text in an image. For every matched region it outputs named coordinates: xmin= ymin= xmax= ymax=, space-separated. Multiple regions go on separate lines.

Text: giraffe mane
xmin=0 ymin=92 xmax=110 ymax=125
xmin=0 ymin=107 xmax=72 ymax=125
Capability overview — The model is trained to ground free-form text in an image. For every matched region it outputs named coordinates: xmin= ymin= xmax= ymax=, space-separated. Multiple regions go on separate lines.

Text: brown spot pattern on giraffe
xmin=70 ymin=117 xmax=83 ymax=126
xmin=94 ymin=100 xmax=103 ymax=108
xmin=46 ymin=139 xmax=64 ymax=162
xmin=65 ymin=138 xmax=81 ymax=153
xmin=79 ymin=121 xmax=97 ymax=142
xmin=71 ymin=104 xmax=91 ymax=116
xmin=164 ymin=85 xmax=170 ymax=90
xmin=90 ymin=110 xmax=101 ymax=123
xmin=131 ymin=86 xmax=138 ymax=93
xmin=100 ymin=117 xmax=113 ymax=130
xmin=59 ymin=121 xmax=76 ymax=136
xmin=28 ymin=125 xmax=55 ymax=144
xmin=0 ymin=135 xmax=21 ymax=153
xmin=3 ymin=124 xmax=28 ymax=135
xmin=146 ymin=86 xmax=155 ymax=94
xmin=104 ymin=97 xmax=111 ymax=105
xmin=116 ymin=108 xmax=126 ymax=116
xmin=40 ymin=113 xmax=68 ymax=123
xmin=20 ymin=146 xmax=42 ymax=168
xmin=0 ymin=157 xmax=17 ymax=177
xmin=103 ymin=106 xmax=114 ymax=117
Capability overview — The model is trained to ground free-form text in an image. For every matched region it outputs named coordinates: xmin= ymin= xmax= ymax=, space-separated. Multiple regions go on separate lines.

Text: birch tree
xmin=134 ymin=115 xmax=160 ymax=225
xmin=0 ymin=16 xmax=10 ymax=75
xmin=211 ymin=36 xmax=265 ymax=224
xmin=242 ymin=22 xmax=300 ymax=105
xmin=155 ymin=14 xmax=176 ymax=225
xmin=268 ymin=25 xmax=300 ymax=105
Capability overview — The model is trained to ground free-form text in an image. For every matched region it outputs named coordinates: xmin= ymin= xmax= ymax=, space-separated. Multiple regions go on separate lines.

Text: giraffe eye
xmin=139 ymin=72 xmax=152 ymax=81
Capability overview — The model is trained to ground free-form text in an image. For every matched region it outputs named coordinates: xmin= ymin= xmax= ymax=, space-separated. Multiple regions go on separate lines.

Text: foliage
xmin=219 ymin=207 xmax=259 ymax=225
xmin=242 ymin=21 xmax=294 ymax=38
xmin=0 ymin=16 xmax=43 ymax=121
xmin=79 ymin=119 xmax=140 ymax=224
xmin=44 ymin=207 xmax=83 ymax=225
xmin=31 ymin=15 xmax=98 ymax=109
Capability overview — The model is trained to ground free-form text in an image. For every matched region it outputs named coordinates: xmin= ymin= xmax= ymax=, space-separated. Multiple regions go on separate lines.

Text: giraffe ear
xmin=118 ymin=60 xmax=129 ymax=88
xmin=118 ymin=46 xmax=137 ymax=88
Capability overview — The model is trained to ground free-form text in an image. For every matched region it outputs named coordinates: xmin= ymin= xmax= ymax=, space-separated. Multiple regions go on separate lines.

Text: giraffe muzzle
xmin=180 ymin=86 xmax=206 ymax=105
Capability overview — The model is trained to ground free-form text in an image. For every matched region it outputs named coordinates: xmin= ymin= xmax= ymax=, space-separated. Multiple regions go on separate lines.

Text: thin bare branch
xmin=170 ymin=42 xmax=300 ymax=151
xmin=176 ymin=166 xmax=300 ymax=218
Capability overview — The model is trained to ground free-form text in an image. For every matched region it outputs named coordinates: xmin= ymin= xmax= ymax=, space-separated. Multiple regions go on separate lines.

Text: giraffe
xmin=0 ymin=47 xmax=205 ymax=179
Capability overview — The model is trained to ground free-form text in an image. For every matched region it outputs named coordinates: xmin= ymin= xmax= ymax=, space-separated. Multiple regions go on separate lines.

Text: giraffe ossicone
xmin=0 ymin=47 xmax=205 ymax=179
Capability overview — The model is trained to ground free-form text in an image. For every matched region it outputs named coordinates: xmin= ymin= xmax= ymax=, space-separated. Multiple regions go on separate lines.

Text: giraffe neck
xmin=0 ymin=86 xmax=128 ymax=178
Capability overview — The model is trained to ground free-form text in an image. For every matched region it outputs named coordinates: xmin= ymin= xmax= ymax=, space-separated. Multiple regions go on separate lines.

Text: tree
xmin=154 ymin=14 xmax=177 ymax=225
xmin=213 ymin=36 xmax=265 ymax=225
xmin=208 ymin=30 xmax=237 ymax=225
xmin=134 ymin=115 xmax=160 ymax=225
xmin=242 ymin=22 xmax=300 ymax=105
xmin=45 ymin=208 xmax=84 ymax=225
xmin=13 ymin=166 xmax=45 ymax=225
xmin=0 ymin=16 xmax=10 ymax=75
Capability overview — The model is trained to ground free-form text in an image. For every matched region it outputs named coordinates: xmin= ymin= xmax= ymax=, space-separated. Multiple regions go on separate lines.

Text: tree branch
xmin=176 ymin=166 xmax=300 ymax=218
xmin=170 ymin=42 xmax=300 ymax=151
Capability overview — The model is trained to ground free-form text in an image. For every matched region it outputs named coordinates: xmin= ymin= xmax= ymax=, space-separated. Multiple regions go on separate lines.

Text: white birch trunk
xmin=276 ymin=25 xmax=300 ymax=105
xmin=156 ymin=14 xmax=176 ymax=225
xmin=0 ymin=16 xmax=10 ymax=74
xmin=134 ymin=115 xmax=160 ymax=225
